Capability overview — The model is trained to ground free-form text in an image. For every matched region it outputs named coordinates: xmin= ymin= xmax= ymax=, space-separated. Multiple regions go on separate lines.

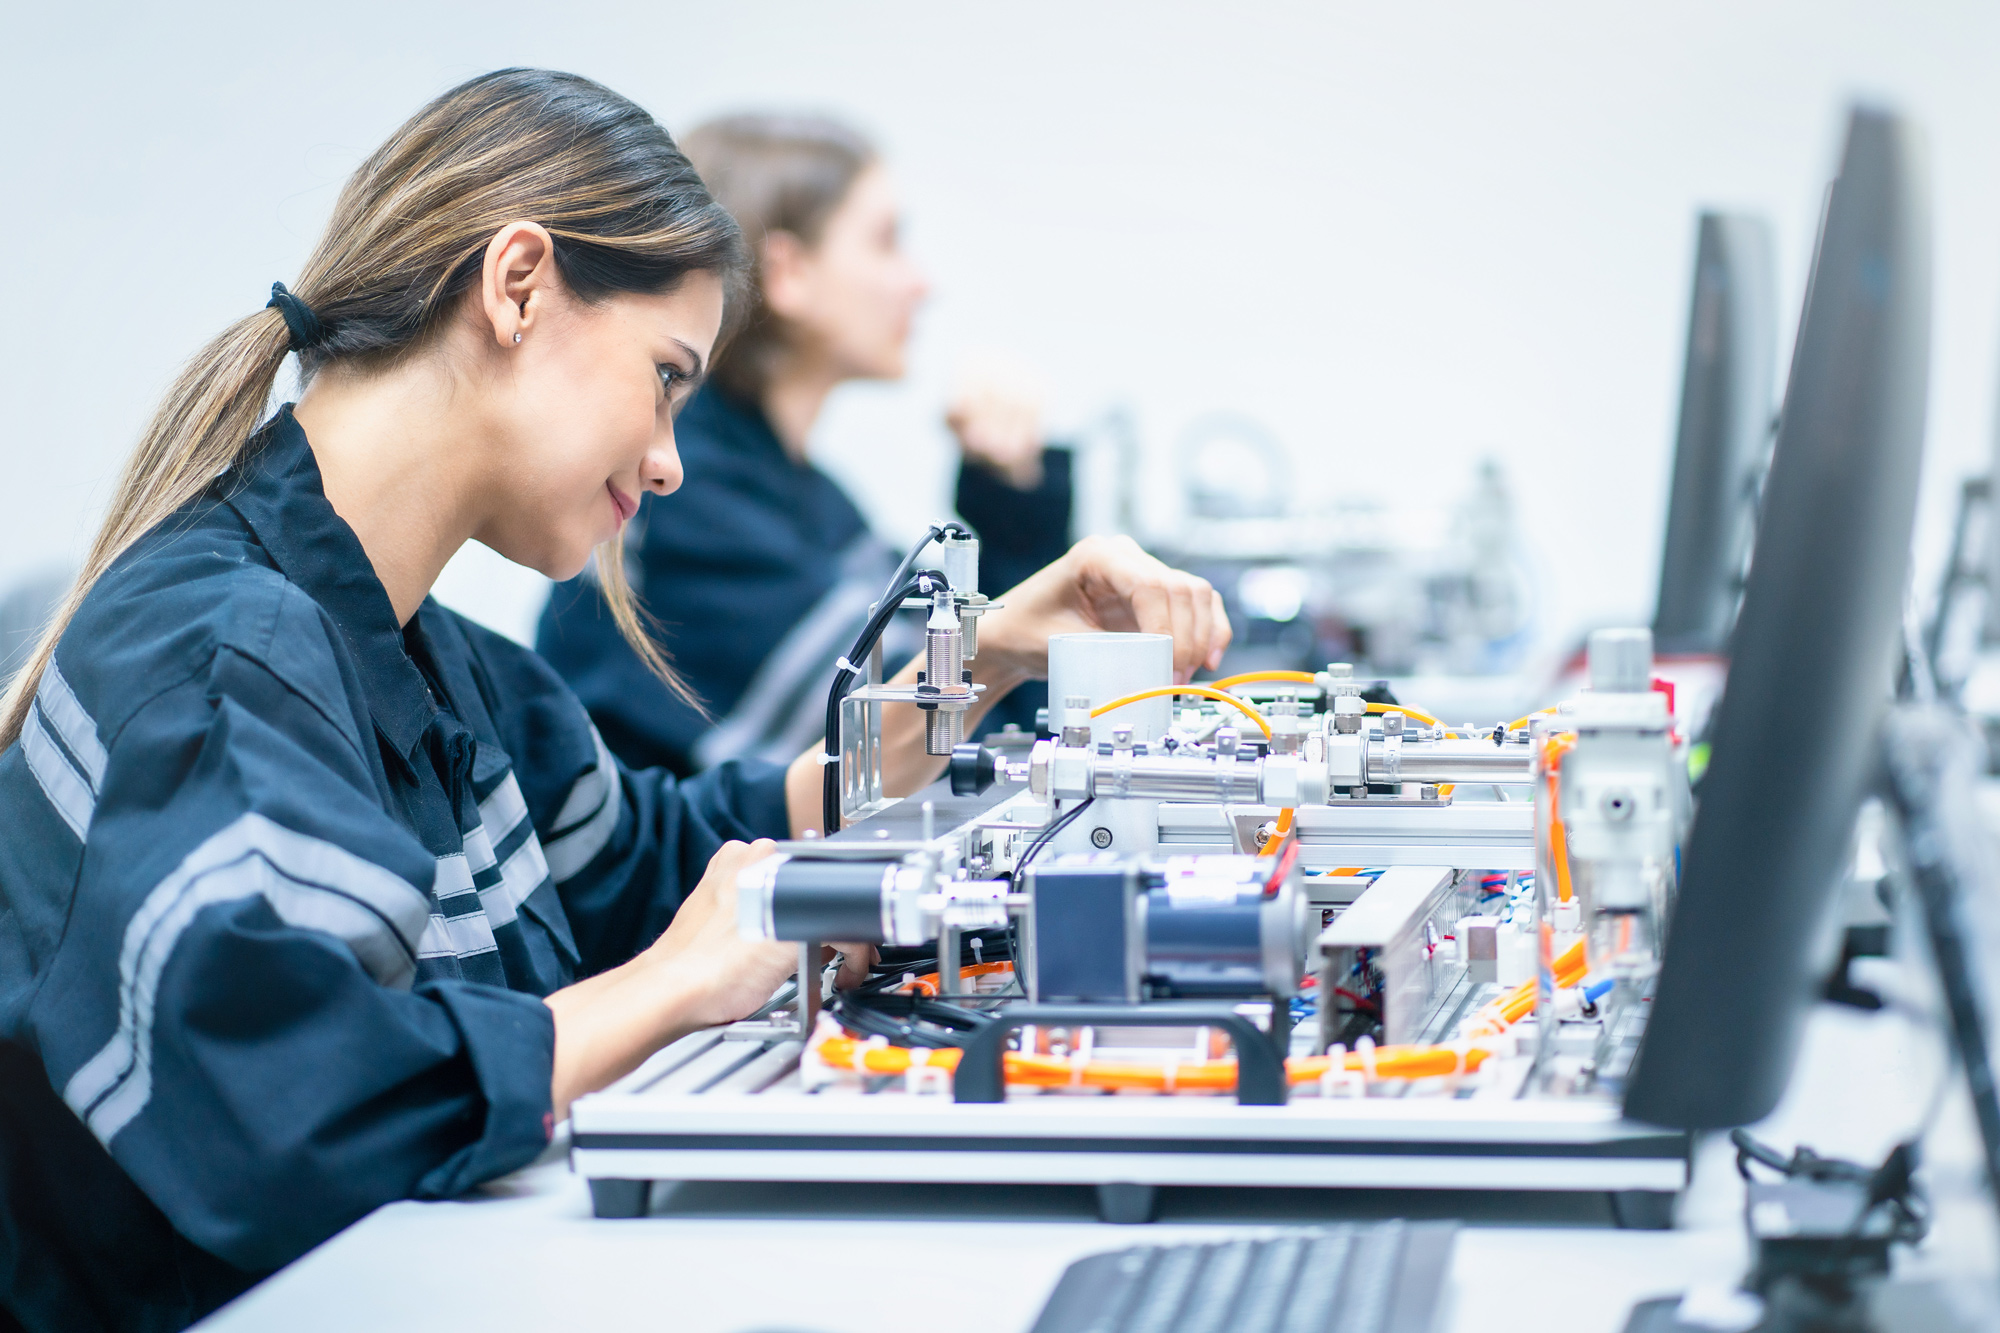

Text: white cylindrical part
xmin=938 ymin=533 xmax=980 ymax=596
xmin=1588 ymin=628 xmax=1653 ymax=694
xmin=1046 ymin=632 xmax=1174 ymax=746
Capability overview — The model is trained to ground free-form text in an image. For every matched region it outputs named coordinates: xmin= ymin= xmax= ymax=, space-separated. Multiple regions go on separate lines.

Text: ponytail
xmin=0 ymin=69 xmax=742 ymax=749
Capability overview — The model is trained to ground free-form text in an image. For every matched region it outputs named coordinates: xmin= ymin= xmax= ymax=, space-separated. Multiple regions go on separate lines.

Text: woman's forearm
xmin=548 ymin=839 xmax=796 ymax=1120
xmin=545 ymin=959 xmax=708 ymax=1119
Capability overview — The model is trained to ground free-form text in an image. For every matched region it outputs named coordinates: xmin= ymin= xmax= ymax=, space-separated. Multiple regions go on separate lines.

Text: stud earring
xmin=513 ymin=332 xmax=523 ymax=344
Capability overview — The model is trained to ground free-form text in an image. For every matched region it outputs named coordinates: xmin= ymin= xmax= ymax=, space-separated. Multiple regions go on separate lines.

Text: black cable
xmin=884 ymin=523 xmax=972 ymax=608
xmin=1001 ymin=797 xmax=1096 ymax=978
xmin=856 ymin=931 xmax=1015 ymax=994
xmin=820 ymin=567 xmax=950 ymax=834
xmin=815 ymin=523 xmax=973 ymax=835
xmin=1014 ymin=797 xmax=1096 ymax=875
xmin=828 ymin=991 xmax=993 ymax=1049
xmin=1730 ymin=1129 xmax=1929 ymax=1251
xmin=840 ymin=996 xmax=1008 ymax=1042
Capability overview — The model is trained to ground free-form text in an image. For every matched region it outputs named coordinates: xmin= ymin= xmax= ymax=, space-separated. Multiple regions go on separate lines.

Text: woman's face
xmin=772 ymin=163 xmax=930 ymax=381
xmin=474 ymin=269 xmax=723 ymax=581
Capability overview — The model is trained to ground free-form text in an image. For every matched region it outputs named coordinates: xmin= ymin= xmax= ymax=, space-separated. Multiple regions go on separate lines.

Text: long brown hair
xmin=0 ymin=68 xmax=742 ymax=747
xmin=681 ymin=114 xmax=875 ymax=405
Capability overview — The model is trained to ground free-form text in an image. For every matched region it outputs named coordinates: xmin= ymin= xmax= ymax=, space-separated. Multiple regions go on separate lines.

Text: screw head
xmin=1090 ymin=827 xmax=1114 ymax=849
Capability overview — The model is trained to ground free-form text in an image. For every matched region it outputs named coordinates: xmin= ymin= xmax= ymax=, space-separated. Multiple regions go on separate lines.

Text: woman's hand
xmin=781 ymin=535 xmax=1234 ymax=833
xmin=642 ymin=840 xmax=804 ymax=1027
xmin=976 ymin=534 xmax=1232 ymax=686
xmin=946 ymin=360 xmax=1046 ymax=490
xmin=546 ymin=839 xmax=798 ymax=1117
xmin=657 ymin=842 xmax=877 ymax=989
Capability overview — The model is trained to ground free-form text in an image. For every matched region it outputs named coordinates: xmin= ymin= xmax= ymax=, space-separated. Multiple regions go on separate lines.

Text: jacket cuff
xmin=409 ymin=983 xmax=556 ymax=1198
xmin=955 ymin=446 xmax=1074 ymax=579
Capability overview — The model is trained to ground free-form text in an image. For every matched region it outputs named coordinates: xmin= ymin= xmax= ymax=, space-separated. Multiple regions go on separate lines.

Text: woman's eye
xmin=657 ymin=364 xmax=686 ymax=395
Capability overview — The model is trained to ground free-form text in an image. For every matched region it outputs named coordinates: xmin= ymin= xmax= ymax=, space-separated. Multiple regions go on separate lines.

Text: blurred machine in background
xmin=1079 ymin=207 xmax=1778 ymax=744
xmin=1917 ymin=279 xmax=2000 ymax=766
xmin=1120 ymin=412 xmax=1536 ymax=683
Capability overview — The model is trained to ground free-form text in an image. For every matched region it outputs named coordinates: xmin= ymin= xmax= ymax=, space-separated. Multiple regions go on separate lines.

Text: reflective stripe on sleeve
xmin=417 ymin=910 xmax=499 ymax=960
xmin=38 ymin=662 xmax=109 ymax=791
xmin=61 ymin=812 xmax=432 ymax=1145
xmin=22 ymin=703 xmax=93 ymax=841
xmin=463 ymin=772 xmax=552 ymax=926
xmin=541 ymin=728 xmax=620 ymax=883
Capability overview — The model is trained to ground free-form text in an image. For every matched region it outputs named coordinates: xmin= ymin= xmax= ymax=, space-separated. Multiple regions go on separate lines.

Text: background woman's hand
xmin=946 ymin=358 xmax=1047 ymax=490
xmin=781 ymin=538 xmax=1232 ymax=835
xmin=976 ymin=534 xmax=1233 ymax=685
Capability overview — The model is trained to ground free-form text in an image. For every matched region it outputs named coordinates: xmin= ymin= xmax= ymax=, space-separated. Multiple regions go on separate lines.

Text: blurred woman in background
xmin=537 ymin=114 xmax=1071 ymax=776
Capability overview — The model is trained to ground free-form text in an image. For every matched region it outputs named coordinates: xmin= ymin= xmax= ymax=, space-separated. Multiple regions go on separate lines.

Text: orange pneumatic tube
xmin=814 ymin=939 xmax=1591 ymax=1095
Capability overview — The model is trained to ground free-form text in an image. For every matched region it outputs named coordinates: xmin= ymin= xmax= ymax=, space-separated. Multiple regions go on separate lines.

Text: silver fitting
xmin=1332 ymin=693 xmax=1364 ymax=735
xmin=1060 ymin=693 xmax=1093 ymax=749
xmin=1268 ymin=693 xmax=1304 ymax=756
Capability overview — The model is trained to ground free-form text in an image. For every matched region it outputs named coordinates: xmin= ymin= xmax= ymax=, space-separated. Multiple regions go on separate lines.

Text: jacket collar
xmin=225 ymin=406 xmax=440 ymax=761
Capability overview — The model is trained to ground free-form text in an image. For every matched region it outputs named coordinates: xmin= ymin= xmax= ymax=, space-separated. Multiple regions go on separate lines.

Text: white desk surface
xmin=198 ymin=993 xmax=2000 ymax=1333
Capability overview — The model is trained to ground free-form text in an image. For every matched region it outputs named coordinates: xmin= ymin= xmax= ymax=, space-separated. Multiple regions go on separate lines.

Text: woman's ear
xmin=758 ymin=229 xmax=814 ymax=321
xmin=479 ymin=221 xmax=559 ymax=349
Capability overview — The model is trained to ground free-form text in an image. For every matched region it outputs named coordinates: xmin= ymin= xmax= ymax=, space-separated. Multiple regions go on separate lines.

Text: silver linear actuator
xmin=1001 ymin=730 xmax=1534 ymax=807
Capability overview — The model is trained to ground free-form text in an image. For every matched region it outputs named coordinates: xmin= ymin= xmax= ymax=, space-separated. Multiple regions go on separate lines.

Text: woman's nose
xmin=642 ymin=433 xmax=684 ymax=496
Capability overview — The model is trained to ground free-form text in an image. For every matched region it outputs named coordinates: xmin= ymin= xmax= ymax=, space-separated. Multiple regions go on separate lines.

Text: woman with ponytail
xmin=0 ymin=70 xmax=1227 ymax=1332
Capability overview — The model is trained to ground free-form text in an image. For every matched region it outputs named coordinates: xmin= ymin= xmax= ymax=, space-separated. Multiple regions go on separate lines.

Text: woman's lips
xmin=607 ymin=481 xmax=638 ymax=524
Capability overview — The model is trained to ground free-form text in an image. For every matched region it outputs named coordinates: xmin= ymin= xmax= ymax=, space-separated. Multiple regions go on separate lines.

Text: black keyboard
xmin=1028 ymin=1221 xmax=1457 ymax=1333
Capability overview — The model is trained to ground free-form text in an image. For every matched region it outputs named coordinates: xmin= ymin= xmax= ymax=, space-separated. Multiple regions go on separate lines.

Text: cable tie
xmin=835 ymin=656 xmax=859 ymax=674
xmin=816 ymin=751 xmax=841 ymax=766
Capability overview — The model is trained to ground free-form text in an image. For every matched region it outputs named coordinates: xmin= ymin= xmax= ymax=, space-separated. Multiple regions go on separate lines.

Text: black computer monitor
xmin=1625 ymin=106 xmax=1931 ymax=1129
xmin=1652 ymin=212 xmax=1778 ymax=657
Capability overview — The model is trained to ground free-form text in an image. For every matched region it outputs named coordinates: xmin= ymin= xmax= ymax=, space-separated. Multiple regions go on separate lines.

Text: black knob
xmin=950 ymin=743 xmax=999 ymax=797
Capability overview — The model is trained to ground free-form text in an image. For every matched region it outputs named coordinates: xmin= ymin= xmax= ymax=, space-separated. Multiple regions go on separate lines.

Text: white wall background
xmin=5 ymin=1 xmax=1997 ymax=657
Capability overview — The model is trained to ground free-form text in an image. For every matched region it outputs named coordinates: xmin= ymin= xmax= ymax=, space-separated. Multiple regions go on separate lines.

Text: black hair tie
xmin=266 ymin=282 xmax=328 ymax=353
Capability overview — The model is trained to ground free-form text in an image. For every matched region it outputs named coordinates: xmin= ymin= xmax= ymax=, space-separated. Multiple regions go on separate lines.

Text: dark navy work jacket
xmin=537 ymin=384 xmax=1070 ymax=776
xmin=0 ymin=409 xmax=789 ymax=1332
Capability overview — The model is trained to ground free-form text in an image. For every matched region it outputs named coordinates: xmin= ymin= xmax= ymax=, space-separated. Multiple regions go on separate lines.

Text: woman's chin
xmin=551 ymin=547 xmax=599 ymax=583
xmin=492 ymin=537 xmax=594 ymax=585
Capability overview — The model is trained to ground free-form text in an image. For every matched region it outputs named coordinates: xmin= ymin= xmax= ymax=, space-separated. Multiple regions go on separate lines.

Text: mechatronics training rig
xmin=572 ymin=530 xmax=1695 ymax=1225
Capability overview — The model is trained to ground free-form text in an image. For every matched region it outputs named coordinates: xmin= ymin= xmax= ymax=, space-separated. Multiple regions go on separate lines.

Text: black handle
xmin=953 ymin=1004 xmax=1288 ymax=1105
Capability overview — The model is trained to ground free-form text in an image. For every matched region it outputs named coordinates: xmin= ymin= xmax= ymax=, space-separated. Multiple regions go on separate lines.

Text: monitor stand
xmin=1622 ymin=706 xmax=2000 ymax=1333
xmin=1623 ymin=1278 xmax=1987 ymax=1333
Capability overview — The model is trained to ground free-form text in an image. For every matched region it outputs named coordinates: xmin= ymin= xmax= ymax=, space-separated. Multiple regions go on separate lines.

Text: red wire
xmin=1333 ymin=986 xmax=1380 ymax=1013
